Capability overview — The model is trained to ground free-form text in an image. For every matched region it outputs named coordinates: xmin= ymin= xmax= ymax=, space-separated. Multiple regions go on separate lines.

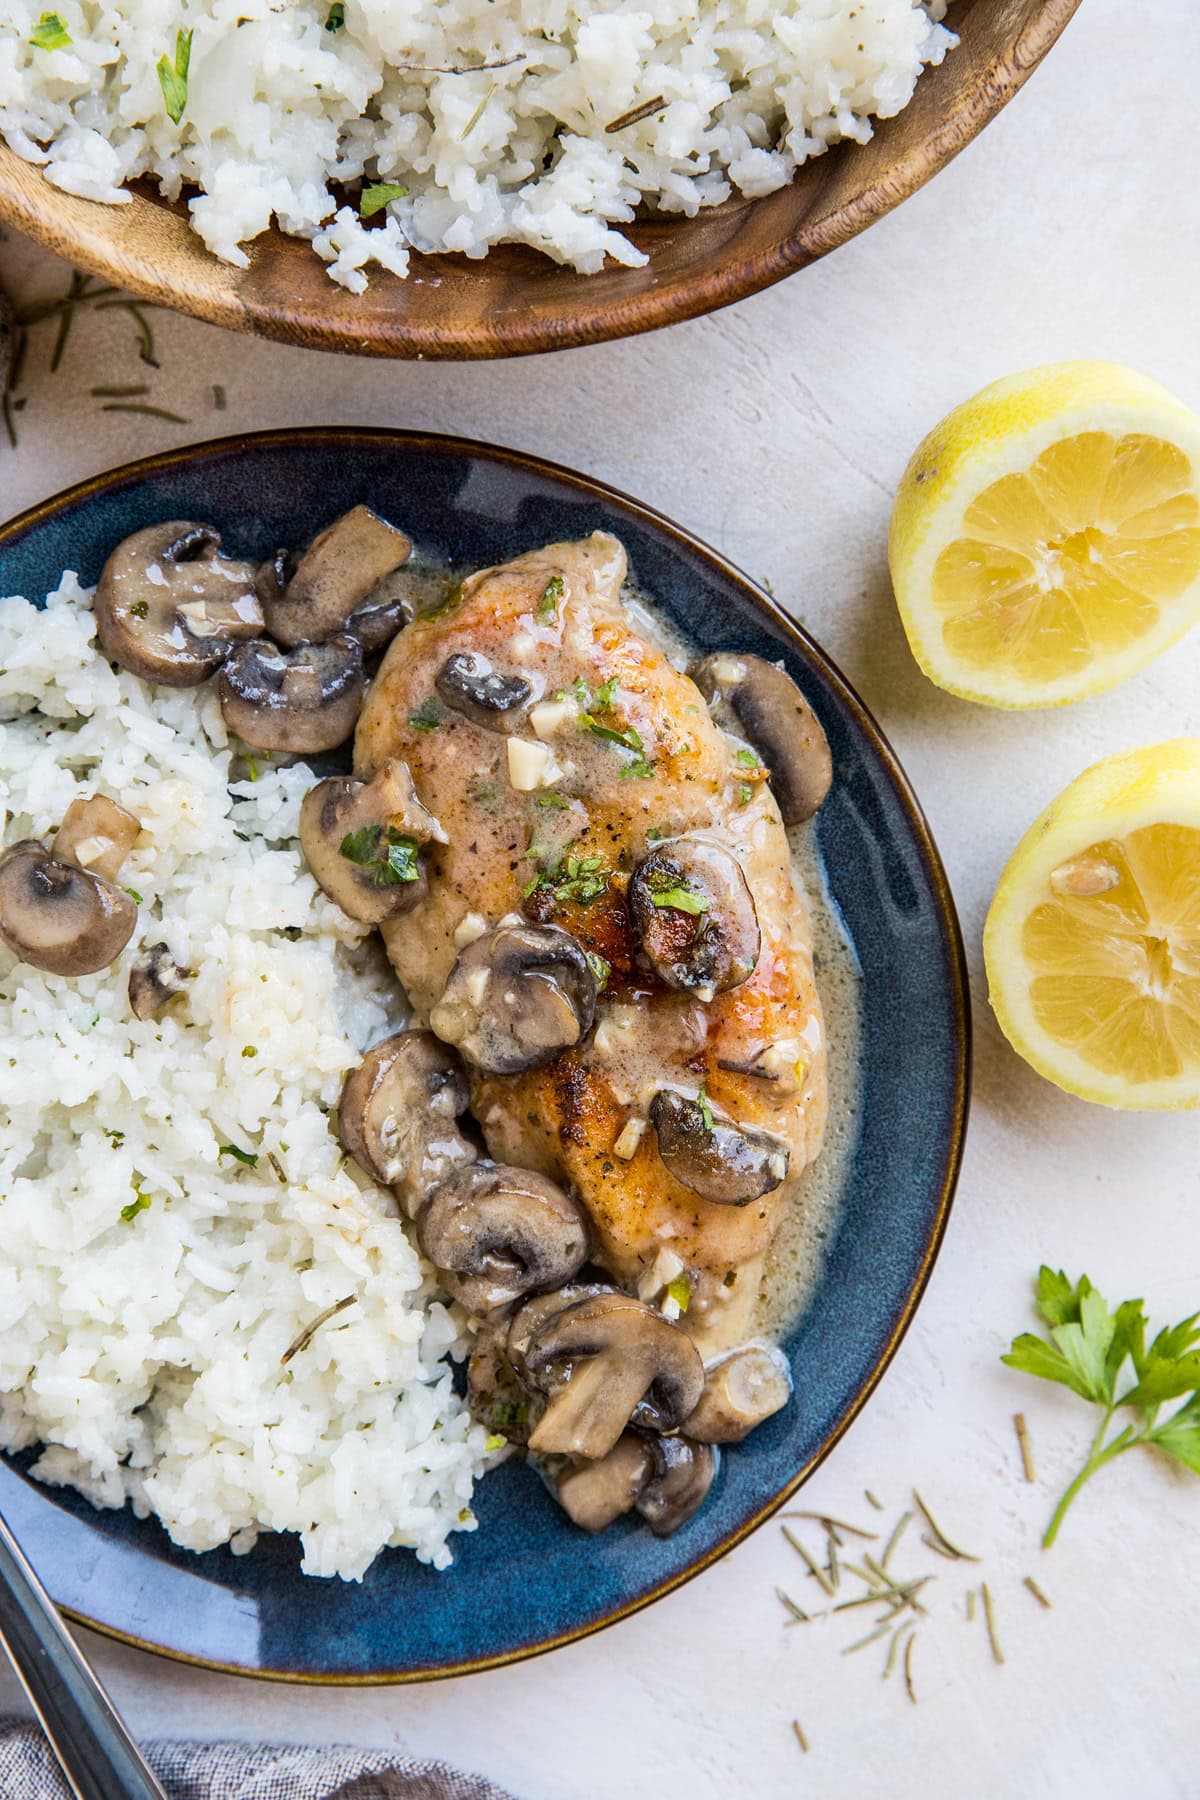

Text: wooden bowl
xmin=0 ymin=0 xmax=1079 ymax=361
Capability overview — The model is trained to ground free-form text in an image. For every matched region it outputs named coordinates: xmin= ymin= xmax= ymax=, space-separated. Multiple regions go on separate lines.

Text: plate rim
xmin=0 ymin=427 xmax=971 ymax=1682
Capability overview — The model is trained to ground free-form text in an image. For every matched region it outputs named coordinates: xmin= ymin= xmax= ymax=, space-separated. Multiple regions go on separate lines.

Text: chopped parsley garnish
xmin=104 ymin=1127 xmax=125 ymax=1146
xmin=31 ymin=12 xmax=71 ymax=49
xmin=125 ymin=887 xmax=143 ymax=904
xmin=339 ymin=824 xmax=421 ymax=888
xmin=581 ymin=715 xmax=643 ymax=753
xmin=533 ymin=791 xmax=569 ymax=809
xmin=646 ymin=826 xmax=668 ymax=842
xmin=219 ymin=1142 xmax=259 ymax=1167
xmin=408 ymin=698 xmax=442 ymax=733
xmin=696 ymin=1084 xmax=714 ymax=1130
xmin=736 ymin=784 xmax=754 ymax=806
xmin=585 ymin=949 xmax=611 ymax=991
xmin=130 ymin=600 xmax=149 ymax=619
xmin=121 ymin=1188 xmax=151 ymax=1223
xmin=241 ymin=1045 xmax=257 ymax=1059
xmin=360 ymin=181 xmax=408 ymax=219
xmin=723 ymin=1269 xmax=737 ymax=1288
xmin=324 ymin=1 xmax=345 ymax=28
xmin=484 ymin=1433 xmax=507 ymax=1452
xmin=618 ymin=756 xmax=655 ymax=780
xmin=536 ymin=574 xmax=565 ymax=623
xmin=650 ymin=883 xmax=709 ymax=917
xmin=666 ymin=1272 xmax=692 ymax=1312
xmin=524 ymin=849 xmax=609 ymax=906
xmin=157 ymin=27 xmax=193 ymax=126
xmin=417 ymin=581 xmax=465 ymax=622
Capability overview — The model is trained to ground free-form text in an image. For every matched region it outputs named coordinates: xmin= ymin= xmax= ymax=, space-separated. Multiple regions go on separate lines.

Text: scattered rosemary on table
xmin=2 ymin=269 xmax=188 ymax=450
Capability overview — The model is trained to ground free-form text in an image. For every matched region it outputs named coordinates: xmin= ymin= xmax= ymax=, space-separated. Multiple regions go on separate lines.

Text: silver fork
xmin=0 ymin=1506 xmax=168 ymax=1800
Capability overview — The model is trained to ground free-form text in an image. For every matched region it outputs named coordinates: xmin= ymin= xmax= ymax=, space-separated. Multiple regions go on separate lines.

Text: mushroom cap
xmin=0 ymin=840 xmax=137 ymax=976
xmin=692 ymin=652 xmax=832 ymax=826
xmin=128 ymin=941 xmax=188 ymax=1020
xmin=219 ymin=636 xmax=364 ymax=753
xmin=416 ymin=1163 xmax=589 ymax=1315
xmin=94 ymin=521 xmax=263 ymax=687
xmin=635 ymin=1436 xmax=718 ymax=1537
xmin=299 ymin=761 xmax=440 ymax=926
xmin=684 ymin=1343 xmax=793 ymax=1443
xmin=628 ymin=836 xmax=760 ymax=994
xmin=52 ymin=794 xmax=141 ymax=884
xmin=524 ymin=1291 xmax=704 ymax=1461
xmin=649 ymin=1088 xmax=790 ymax=1205
xmin=505 ymin=1282 xmax=617 ymax=1384
xmin=429 ymin=921 xmax=598 ymax=1074
xmin=555 ymin=1433 xmax=654 ymax=1533
xmin=435 ymin=651 xmax=532 ymax=730
xmin=337 ymin=1029 xmax=474 ymax=1208
xmin=259 ymin=506 xmax=412 ymax=649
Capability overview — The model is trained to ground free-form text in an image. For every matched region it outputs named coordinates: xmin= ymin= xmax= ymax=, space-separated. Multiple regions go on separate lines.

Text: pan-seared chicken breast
xmin=356 ymin=533 xmax=827 ymax=1351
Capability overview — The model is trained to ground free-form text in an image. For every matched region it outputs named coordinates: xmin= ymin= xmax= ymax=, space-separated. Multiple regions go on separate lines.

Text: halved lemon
xmin=984 ymin=740 xmax=1200 ymax=1109
xmin=890 ymin=362 xmax=1200 ymax=707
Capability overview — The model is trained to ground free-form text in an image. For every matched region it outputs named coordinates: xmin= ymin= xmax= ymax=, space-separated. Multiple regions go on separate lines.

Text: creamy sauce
xmin=622 ymin=585 xmax=862 ymax=1344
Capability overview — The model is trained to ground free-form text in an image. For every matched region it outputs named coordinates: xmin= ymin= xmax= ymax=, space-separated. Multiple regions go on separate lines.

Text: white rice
xmin=0 ymin=574 xmax=494 ymax=1580
xmin=0 ymin=1 xmax=956 ymax=290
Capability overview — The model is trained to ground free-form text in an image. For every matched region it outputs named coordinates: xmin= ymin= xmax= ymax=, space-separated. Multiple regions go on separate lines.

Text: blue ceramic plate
xmin=0 ymin=431 xmax=968 ymax=1682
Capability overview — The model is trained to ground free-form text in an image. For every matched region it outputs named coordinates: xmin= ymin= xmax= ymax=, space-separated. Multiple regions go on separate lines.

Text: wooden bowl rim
xmin=0 ymin=0 xmax=1081 ymax=359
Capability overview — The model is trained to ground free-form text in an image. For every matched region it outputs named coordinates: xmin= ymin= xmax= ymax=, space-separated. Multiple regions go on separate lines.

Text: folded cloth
xmin=0 ymin=1722 xmax=518 ymax=1800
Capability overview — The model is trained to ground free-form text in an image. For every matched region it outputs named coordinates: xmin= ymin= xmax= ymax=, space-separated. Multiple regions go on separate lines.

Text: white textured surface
xmin=2 ymin=1 xmax=1200 ymax=1792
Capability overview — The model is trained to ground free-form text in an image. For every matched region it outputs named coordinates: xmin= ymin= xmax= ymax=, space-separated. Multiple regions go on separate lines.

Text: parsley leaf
xmin=1003 ymin=1266 xmax=1200 ymax=1545
xmin=524 ymin=846 xmax=609 ymax=907
xmin=157 ymin=27 xmax=192 ymax=126
xmin=121 ymin=1188 xmax=151 ymax=1223
xmin=665 ymin=1272 xmax=691 ymax=1313
xmin=31 ymin=11 xmax=71 ymax=49
xmin=533 ymin=791 xmax=569 ymax=810
xmin=584 ymin=949 xmax=611 ymax=991
xmin=219 ymin=1142 xmax=259 ymax=1167
xmin=408 ymin=698 xmax=442 ymax=733
xmin=360 ymin=181 xmax=408 ymax=219
xmin=536 ymin=574 xmax=565 ymax=623
xmin=695 ymin=1084 xmax=714 ymax=1130
xmin=339 ymin=824 xmax=421 ymax=888
xmin=650 ymin=884 xmax=709 ymax=918
xmin=325 ymin=1 xmax=345 ymax=28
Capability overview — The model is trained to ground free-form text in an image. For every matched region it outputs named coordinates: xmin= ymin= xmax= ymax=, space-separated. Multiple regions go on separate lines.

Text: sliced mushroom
xmin=416 ymin=1164 xmax=589 ymax=1314
xmin=337 ymin=1030 xmax=476 ymax=1214
xmin=435 ymin=651 xmax=532 ymax=730
xmin=555 ymin=1434 xmax=654 ymax=1533
xmin=94 ymin=522 xmax=263 ymax=686
xmin=692 ymin=653 xmax=832 ymax=825
xmin=684 ymin=1344 xmax=793 ymax=1443
xmin=259 ymin=507 xmax=412 ymax=649
xmin=0 ymin=840 xmax=137 ymax=976
xmin=635 ymin=1436 xmax=718 ymax=1537
xmin=128 ymin=942 xmax=188 ymax=1020
xmin=505 ymin=1283 xmax=616 ymax=1384
xmin=219 ymin=636 xmax=364 ymax=752
xmin=524 ymin=1291 xmax=704 ymax=1461
xmin=628 ymin=837 xmax=760 ymax=994
xmin=468 ymin=1321 xmax=542 ymax=1447
xmin=649 ymin=1089 xmax=790 ymax=1205
xmin=430 ymin=921 xmax=598 ymax=1074
xmin=52 ymin=795 xmax=141 ymax=883
xmin=299 ymin=761 xmax=442 ymax=926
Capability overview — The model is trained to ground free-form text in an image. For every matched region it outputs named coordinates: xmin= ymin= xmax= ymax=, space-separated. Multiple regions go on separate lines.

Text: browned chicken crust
xmin=356 ymin=532 xmax=827 ymax=1350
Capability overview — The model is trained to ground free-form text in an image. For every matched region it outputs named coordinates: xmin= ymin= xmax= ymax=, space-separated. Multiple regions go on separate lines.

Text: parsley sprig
xmin=31 ymin=12 xmax=71 ymax=49
xmin=1003 ymin=1267 xmax=1200 ymax=1545
xmin=340 ymin=824 xmax=421 ymax=888
xmin=157 ymin=27 xmax=193 ymax=126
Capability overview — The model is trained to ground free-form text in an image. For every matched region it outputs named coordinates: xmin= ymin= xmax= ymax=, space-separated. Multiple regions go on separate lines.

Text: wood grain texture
xmin=0 ymin=0 xmax=1081 ymax=360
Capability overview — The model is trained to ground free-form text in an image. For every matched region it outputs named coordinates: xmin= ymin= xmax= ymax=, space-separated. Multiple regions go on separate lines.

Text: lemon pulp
xmin=1023 ymin=824 xmax=1200 ymax=1085
xmin=931 ymin=432 xmax=1200 ymax=685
